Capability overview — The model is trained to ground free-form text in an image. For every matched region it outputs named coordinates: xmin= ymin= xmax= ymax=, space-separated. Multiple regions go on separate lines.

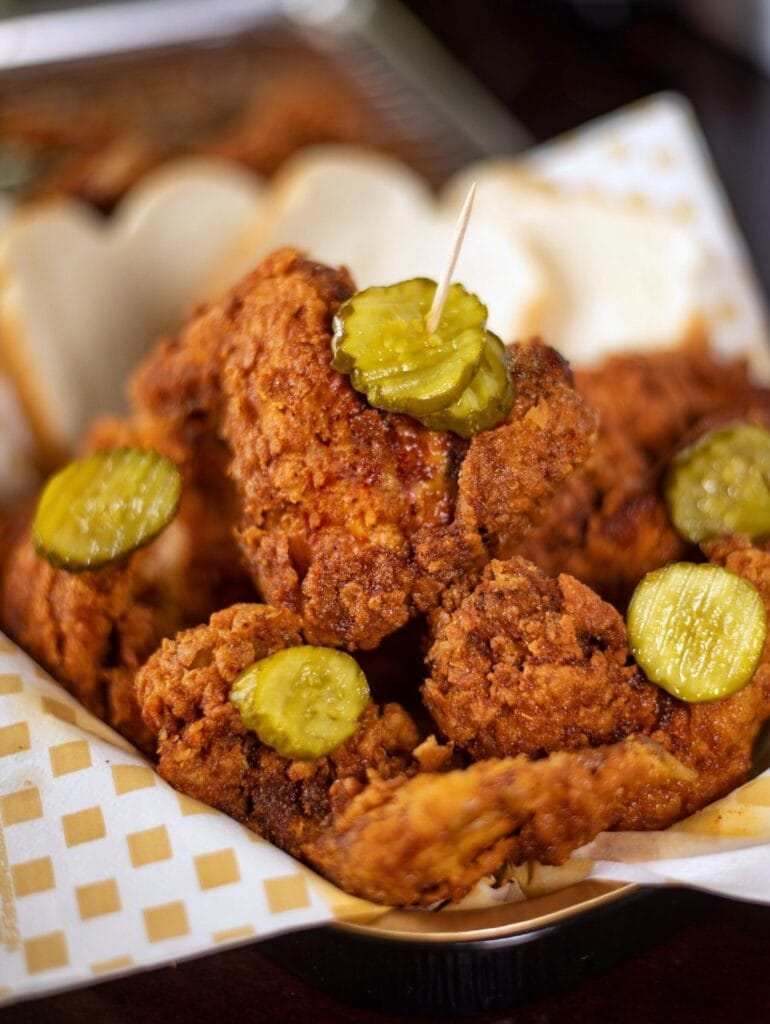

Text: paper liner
xmin=575 ymin=769 xmax=770 ymax=903
xmin=0 ymin=635 xmax=382 ymax=1005
xmin=1 ymin=93 xmax=769 ymax=1004
xmin=524 ymin=92 xmax=770 ymax=379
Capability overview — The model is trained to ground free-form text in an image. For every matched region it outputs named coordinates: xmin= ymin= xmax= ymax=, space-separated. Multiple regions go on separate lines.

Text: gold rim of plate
xmin=335 ymin=880 xmax=636 ymax=943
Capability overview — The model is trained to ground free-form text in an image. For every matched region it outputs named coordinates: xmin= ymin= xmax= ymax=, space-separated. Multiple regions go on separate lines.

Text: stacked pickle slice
xmin=331 ymin=280 xmax=514 ymax=439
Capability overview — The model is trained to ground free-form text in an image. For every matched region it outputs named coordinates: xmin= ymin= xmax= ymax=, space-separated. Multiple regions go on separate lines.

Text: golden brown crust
xmin=1 ymin=530 xmax=173 ymax=751
xmin=133 ymin=253 xmax=597 ymax=649
xmin=0 ymin=416 xmax=256 ymax=751
xmin=9 ymin=249 xmax=769 ymax=909
xmin=518 ymin=342 xmax=770 ymax=606
xmin=626 ymin=534 xmax=770 ymax=827
xmin=133 ymin=538 xmax=770 ymax=907
xmin=424 ymin=557 xmax=659 ymax=759
xmin=135 ymin=594 xmax=700 ymax=907
xmin=424 ymin=539 xmax=770 ymax=842
xmin=303 ymin=737 xmax=689 ymax=906
xmin=455 ymin=341 xmax=597 ymax=559
xmin=137 ymin=603 xmax=422 ymax=859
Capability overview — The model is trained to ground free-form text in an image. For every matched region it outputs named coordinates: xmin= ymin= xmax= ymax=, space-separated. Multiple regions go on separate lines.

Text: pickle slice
xmin=422 ymin=331 xmax=515 ymax=438
xmin=230 ymin=646 xmax=370 ymax=760
xmin=33 ymin=446 xmax=181 ymax=571
xmin=331 ymin=278 xmax=485 ymax=415
xmin=627 ymin=562 xmax=767 ymax=703
xmin=665 ymin=422 xmax=770 ymax=544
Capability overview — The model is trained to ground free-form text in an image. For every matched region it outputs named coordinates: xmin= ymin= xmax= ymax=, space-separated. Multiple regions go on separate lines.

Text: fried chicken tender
xmin=424 ymin=539 xmax=770 ymax=833
xmin=423 ymin=557 xmax=659 ymax=759
xmin=136 ymin=603 xmax=425 ymax=860
xmin=0 ymin=418 xmax=255 ymax=751
xmin=132 ymin=248 xmax=596 ymax=649
xmin=304 ymin=736 xmax=690 ymax=906
xmin=518 ymin=342 xmax=770 ymax=606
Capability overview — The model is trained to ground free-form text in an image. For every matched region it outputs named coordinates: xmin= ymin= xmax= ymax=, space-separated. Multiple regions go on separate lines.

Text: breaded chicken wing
xmin=133 ymin=249 xmax=597 ymax=650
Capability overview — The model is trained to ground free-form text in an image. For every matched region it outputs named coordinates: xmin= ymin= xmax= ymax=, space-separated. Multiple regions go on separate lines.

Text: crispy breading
xmin=518 ymin=342 xmax=770 ymax=606
xmin=135 ymin=547 xmax=770 ymax=906
xmin=134 ymin=596 xmax=690 ymax=907
xmin=423 ymin=540 xmax=770 ymax=840
xmin=0 ymin=417 xmax=255 ymax=750
xmin=303 ymin=736 xmax=690 ymax=906
xmin=1 ymin=532 xmax=180 ymax=750
xmin=137 ymin=603 xmax=423 ymax=859
xmin=133 ymin=249 xmax=596 ymax=649
xmin=7 ymin=247 xmax=769 ymax=910
xmin=623 ymin=534 xmax=770 ymax=828
xmin=423 ymin=557 xmax=659 ymax=759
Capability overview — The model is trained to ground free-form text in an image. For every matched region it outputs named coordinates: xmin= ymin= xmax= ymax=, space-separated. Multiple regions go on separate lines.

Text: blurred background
xmin=0 ymin=0 xmax=767 ymax=287
xmin=403 ymin=0 xmax=770 ymax=292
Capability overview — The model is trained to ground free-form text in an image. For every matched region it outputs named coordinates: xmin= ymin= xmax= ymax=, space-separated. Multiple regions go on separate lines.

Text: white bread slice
xmin=0 ymin=158 xmax=264 ymax=464
xmin=442 ymin=163 xmax=705 ymax=367
xmin=208 ymin=145 xmax=549 ymax=346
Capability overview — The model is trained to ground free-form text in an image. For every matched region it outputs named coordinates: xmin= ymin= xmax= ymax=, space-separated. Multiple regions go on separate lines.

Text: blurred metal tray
xmin=0 ymin=0 xmax=531 ymax=205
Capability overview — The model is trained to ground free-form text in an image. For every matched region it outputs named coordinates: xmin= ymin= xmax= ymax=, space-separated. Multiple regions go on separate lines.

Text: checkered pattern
xmin=0 ymin=640 xmax=374 ymax=1005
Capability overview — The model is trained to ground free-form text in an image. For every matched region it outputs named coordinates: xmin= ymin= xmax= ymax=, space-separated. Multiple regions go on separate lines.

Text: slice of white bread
xmin=0 ymin=158 xmax=264 ymax=464
xmin=208 ymin=145 xmax=550 ymax=347
xmin=442 ymin=162 xmax=706 ymax=367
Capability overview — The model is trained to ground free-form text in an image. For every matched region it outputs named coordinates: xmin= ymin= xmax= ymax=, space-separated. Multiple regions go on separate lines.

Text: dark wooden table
xmin=4 ymin=892 xmax=769 ymax=1023
xmin=5 ymin=3 xmax=770 ymax=1020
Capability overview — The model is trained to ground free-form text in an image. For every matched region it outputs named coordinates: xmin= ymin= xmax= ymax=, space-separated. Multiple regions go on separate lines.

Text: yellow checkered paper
xmin=0 ymin=638 xmax=377 ymax=1005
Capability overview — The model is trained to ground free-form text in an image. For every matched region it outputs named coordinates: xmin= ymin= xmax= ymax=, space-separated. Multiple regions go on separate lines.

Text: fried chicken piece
xmin=136 ymin=603 xmax=425 ymax=860
xmin=621 ymin=533 xmax=770 ymax=829
xmin=423 ymin=557 xmax=659 ymax=759
xmin=576 ymin=341 xmax=768 ymax=458
xmin=132 ymin=249 xmax=596 ymax=649
xmin=136 ymin=539 xmax=770 ymax=907
xmin=424 ymin=540 xmax=770 ymax=832
xmin=1 ymin=537 xmax=175 ymax=750
xmin=518 ymin=342 xmax=770 ymax=606
xmin=0 ymin=417 xmax=255 ymax=751
xmin=304 ymin=736 xmax=690 ymax=906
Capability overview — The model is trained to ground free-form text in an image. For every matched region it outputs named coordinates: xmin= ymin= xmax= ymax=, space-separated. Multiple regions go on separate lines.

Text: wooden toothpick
xmin=425 ymin=181 xmax=476 ymax=335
